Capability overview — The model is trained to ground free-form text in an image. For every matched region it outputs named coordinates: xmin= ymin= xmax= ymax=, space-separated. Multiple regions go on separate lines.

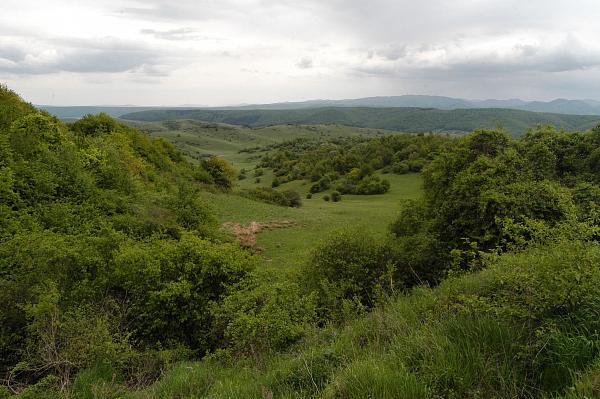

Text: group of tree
xmin=258 ymin=134 xmax=452 ymax=195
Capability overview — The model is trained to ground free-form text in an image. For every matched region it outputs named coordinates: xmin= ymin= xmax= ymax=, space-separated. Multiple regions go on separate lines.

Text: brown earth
xmin=221 ymin=220 xmax=296 ymax=252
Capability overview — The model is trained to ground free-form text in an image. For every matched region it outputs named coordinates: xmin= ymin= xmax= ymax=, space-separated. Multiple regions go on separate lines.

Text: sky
xmin=2 ymin=0 xmax=600 ymax=105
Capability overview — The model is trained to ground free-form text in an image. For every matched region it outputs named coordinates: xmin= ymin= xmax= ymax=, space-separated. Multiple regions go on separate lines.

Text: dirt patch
xmin=222 ymin=220 xmax=296 ymax=252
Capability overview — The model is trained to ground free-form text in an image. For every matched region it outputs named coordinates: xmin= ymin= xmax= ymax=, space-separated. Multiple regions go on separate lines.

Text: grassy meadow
xmin=131 ymin=119 xmax=423 ymax=270
xmin=204 ymin=173 xmax=422 ymax=271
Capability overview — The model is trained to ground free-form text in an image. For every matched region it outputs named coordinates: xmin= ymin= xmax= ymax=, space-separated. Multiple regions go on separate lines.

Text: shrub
xmin=283 ymin=190 xmax=302 ymax=207
xmin=71 ymin=113 xmax=118 ymax=137
xmin=240 ymin=187 xmax=302 ymax=207
xmin=303 ymin=229 xmax=392 ymax=322
xmin=271 ymin=178 xmax=280 ymax=188
xmin=306 ymin=193 xmax=312 ymax=199
xmin=201 ymin=156 xmax=236 ymax=190
xmin=392 ymin=161 xmax=410 ymax=174
xmin=323 ymin=194 xmax=330 ymax=202
xmin=112 ymin=234 xmax=255 ymax=350
xmin=171 ymin=184 xmax=217 ymax=235
xmin=331 ymin=191 xmax=341 ymax=202
xmin=213 ymin=274 xmax=317 ymax=357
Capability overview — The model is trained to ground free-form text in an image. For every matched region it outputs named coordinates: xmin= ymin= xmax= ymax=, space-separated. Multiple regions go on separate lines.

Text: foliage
xmin=240 ymin=187 xmax=302 ymax=207
xmin=390 ymin=127 xmax=600 ymax=279
xmin=212 ymin=273 xmax=317 ymax=358
xmin=200 ymin=156 xmax=236 ymax=189
xmin=0 ymin=87 xmax=254 ymax=392
xmin=121 ymin=106 xmax=600 ymax=136
xmin=303 ymin=229 xmax=395 ymax=322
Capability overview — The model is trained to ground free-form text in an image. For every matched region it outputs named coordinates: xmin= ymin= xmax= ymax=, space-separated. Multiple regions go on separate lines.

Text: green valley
xmin=4 ymin=85 xmax=600 ymax=399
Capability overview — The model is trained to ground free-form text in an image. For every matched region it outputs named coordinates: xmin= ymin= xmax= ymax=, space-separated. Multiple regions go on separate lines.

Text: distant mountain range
xmin=38 ymin=95 xmax=600 ymax=120
xmin=217 ymin=95 xmax=600 ymax=115
xmin=120 ymin=107 xmax=600 ymax=137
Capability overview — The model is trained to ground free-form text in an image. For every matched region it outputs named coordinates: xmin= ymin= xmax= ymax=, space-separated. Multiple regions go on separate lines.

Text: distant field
xmin=121 ymin=106 xmax=600 ymax=136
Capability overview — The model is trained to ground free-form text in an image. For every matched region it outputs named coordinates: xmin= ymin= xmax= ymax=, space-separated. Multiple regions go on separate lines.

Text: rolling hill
xmin=121 ymin=107 xmax=600 ymax=136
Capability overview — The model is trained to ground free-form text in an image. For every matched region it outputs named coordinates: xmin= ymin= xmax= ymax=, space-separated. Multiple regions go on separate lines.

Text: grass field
xmin=203 ymin=173 xmax=422 ymax=271
xmin=133 ymin=119 xmax=423 ymax=270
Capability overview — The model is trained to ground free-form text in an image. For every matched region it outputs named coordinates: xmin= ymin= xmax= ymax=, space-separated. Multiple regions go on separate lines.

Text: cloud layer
xmin=2 ymin=0 xmax=600 ymax=105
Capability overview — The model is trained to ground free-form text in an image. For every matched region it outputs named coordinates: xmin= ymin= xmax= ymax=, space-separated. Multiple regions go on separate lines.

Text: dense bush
xmin=303 ymin=229 xmax=394 ymax=322
xmin=390 ymin=127 xmax=600 ymax=279
xmin=331 ymin=191 xmax=341 ymax=202
xmin=200 ymin=156 xmax=236 ymax=189
xmin=0 ymin=87 xmax=256 ymax=391
xmin=212 ymin=273 xmax=317 ymax=358
xmin=240 ymin=187 xmax=302 ymax=207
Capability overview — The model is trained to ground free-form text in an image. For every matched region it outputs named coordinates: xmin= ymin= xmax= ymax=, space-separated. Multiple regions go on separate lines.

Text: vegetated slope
xmin=8 ymin=81 xmax=600 ymax=398
xmin=114 ymin=240 xmax=600 ymax=399
xmin=55 ymin=126 xmax=600 ymax=399
xmin=129 ymin=119 xmax=394 ymax=164
xmin=0 ymin=85 xmax=259 ymax=394
xmin=121 ymin=106 xmax=600 ymax=136
xmin=38 ymin=96 xmax=600 ymax=120
xmin=205 ymin=95 xmax=600 ymax=115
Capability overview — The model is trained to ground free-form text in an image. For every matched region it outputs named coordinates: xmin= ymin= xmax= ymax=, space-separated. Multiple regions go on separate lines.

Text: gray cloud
xmin=4 ymin=0 xmax=600 ymax=104
xmin=296 ymin=57 xmax=313 ymax=69
xmin=350 ymin=35 xmax=600 ymax=81
xmin=376 ymin=44 xmax=407 ymax=61
xmin=0 ymin=46 xmax=27 ymax=62
xmin=0 ymin=37 xmax=165 ymax=75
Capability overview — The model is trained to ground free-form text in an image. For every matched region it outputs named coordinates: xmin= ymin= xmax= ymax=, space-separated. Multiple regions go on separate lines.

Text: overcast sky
xmin=2 ymin=0 xmax=600 ymax=105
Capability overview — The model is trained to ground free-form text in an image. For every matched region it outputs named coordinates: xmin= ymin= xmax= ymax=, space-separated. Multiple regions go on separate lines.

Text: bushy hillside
xmin=0 ymin=85 xmax=256 ymax=395
xmin=4 ymin=85 xmax=600 ymax=399
xmin=120 ymin=106 xmax=600 ymax=136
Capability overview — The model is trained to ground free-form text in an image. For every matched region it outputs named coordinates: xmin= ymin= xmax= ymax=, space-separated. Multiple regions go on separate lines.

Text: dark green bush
xmin=331 ymin=191 xmax=341 ymax=202
xmin=201 ymin=156 xmax=236 ymax=190
xmin=213 ymin=273 xmax=317 ymax=357
xmin=240 ymin=187 xmax=302 ymax=208
xmin=71 ymin=113 xmax=118 ymax=136
xmin=323 ymin=194 xmax=330 ymax=202
xmin=303 ymin=229 xmax=393 ymax=322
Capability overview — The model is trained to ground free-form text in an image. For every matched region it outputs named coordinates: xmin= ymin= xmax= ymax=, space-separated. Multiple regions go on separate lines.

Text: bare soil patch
xmin=222 ymin=220 xmax=296 ymax=252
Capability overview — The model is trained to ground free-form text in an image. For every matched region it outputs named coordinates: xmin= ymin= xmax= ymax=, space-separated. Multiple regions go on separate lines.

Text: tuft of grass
xmin=322 ymin=357 xmax=429 ymax=399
